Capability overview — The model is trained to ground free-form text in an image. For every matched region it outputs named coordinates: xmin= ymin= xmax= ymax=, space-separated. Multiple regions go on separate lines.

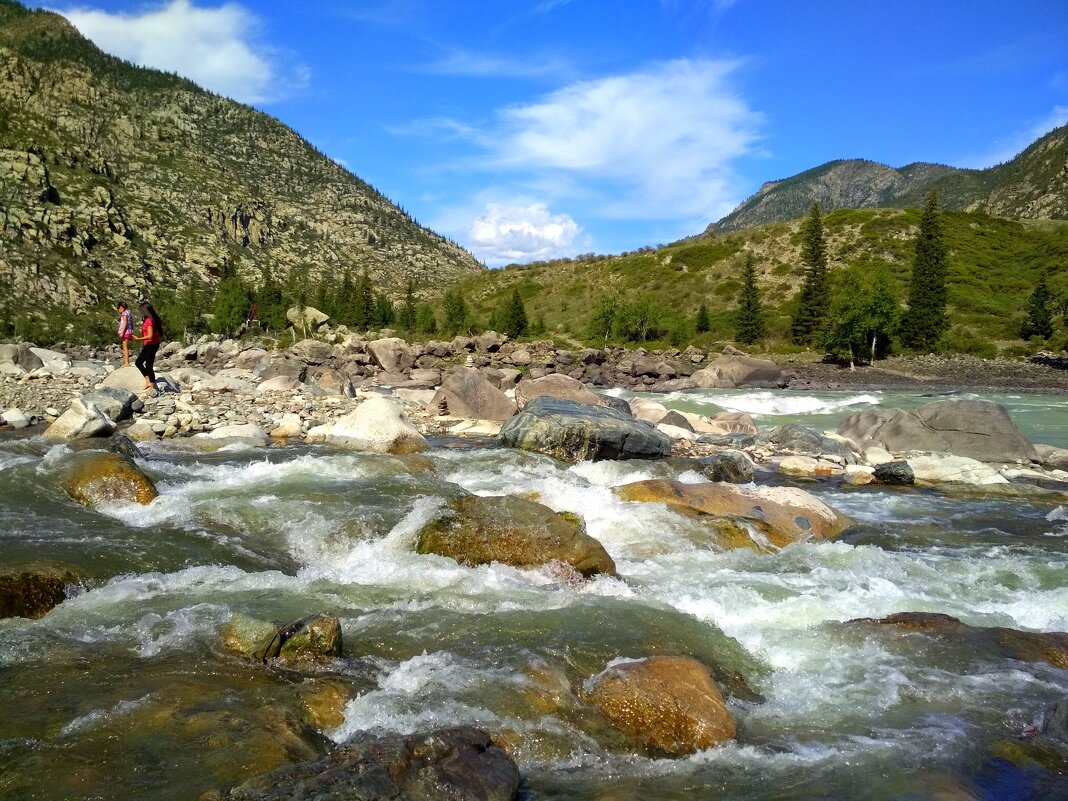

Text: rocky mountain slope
xmin=0 ymin=0 xmax=482 ymax=336
xmin=709 ymin=124 xmax=1068 ymax=232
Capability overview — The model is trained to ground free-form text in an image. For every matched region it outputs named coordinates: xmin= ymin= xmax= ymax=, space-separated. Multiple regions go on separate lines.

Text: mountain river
xmin=1 ymin=388 xmax=1066 ymax=800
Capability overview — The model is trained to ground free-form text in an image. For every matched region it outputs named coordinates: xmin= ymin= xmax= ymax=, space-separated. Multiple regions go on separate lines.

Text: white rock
xmin=257 ymin=375 xmax=303 ymax=393
xmin=657 ymin=423 xmax=697 ymax=441
xmin=844 ymin=465 xmax=875 ymax=485
xmin=447 ymin=419 xmax=503 ymax=436
xmin=43 ymin=398 xmax=114 ymax=440
xmin=863 ymin=446 xmax=894 ymax=466
xmin=1 ymin=407 xmax=29 ymax=429
xmin=305 ymin=396 xmax=426 ymax=453
xmin=270 ymin=413 xmax=303 ymax=439
xmin=907 ymin=454 xmax=1008 ymax=485
xmin=629 ymin=397 xmax=669 ymax=425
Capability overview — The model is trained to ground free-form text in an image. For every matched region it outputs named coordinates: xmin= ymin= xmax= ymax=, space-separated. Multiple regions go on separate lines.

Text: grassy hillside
xmin=450 ymin=208 xmax=1068 ymax=354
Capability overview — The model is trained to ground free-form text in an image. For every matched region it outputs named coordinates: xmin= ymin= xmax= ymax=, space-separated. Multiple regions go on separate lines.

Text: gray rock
xmin=82 ymin=387 xmax=138 ymax=423
xmin=837 ymin=399 xmax=1038 ymax=463
xmin=758 ymin=424 xmax=856 ymax=462
xmin=659 ymin=410 xmax=695 ymax=432
xmin=44 ymin=398 xmax=115 ymax=440
xmin=1 ymin=407 xmax=30 ymax=429
xmin=427 ymin=368 xmax=517 ymax=421
xmin=287 ymin=339 xmax=334 ymax=365
xmin=873 ymin=460 xmax=915 ymax=485
xmin=1037 ymin=697 xmax=1068 ymax=745
xmin=499 ymin=395 xmax=671 ymax=462
xmin=367 ymin=337 xmax=415 ymax=373
xmin=691 ymin=355 xmax=789 ymax=388
xmin=702 ymin=450 xmax=756 ymax=483
xmin=516 ymin=373 xmax=603 ymax=408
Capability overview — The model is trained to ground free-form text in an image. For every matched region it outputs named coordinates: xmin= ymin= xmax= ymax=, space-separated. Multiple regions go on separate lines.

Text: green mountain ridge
xmin=709 ymin=125 xmax=1068 ymax=233
xmin=0 ymin=0 xmax=482 ymax=339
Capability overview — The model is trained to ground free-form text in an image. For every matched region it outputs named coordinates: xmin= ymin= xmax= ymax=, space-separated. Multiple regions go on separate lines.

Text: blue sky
xmin=36 ymin=0 xmax=1068 ymax=265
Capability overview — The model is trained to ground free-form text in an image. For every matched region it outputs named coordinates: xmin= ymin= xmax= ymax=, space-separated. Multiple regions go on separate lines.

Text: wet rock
xmin=417 ymin=494 xmax=616 ymax=577
xmin=427 ymin=367 xmax=516 ymax=421
xmin=907 ymin=454 xmax=1008 ymax=486
xmin=582 ymin=656 xmax=735 ymax=756
xmin=299 ymin=678 xmax=354 ymax=731
xmin=873 ymin=460 xmax=914 ymax=485
xmin=516 ymin=374 xmax=603 ymax=408
xmin=616 ymin=479 xmax=851 ymax=543
xmin=757 ymin=424 xmax=856 ymax=462
xmin=1036 ymin=697 xmax=1068 ymax=744
xmin=306 ymin=396 xmax=426 ymax=453
xmin=0 ymin=565 xmax=79 ymax=619
xmin=702 ymin=450 xmax=756 ymax=483
xmin=848 ymin=612 xmax=1068 ymax=669
xmin=691 ymin=355 xmax=789 ymax=388
xmin=220 ymin=726 xmax=519 ymax=801
xmin=499 ymin=396 xmax=671 ymax=462
xmin=197 ymin=424 xmax=270 ymax=446
xmin=107 ymin=433 xmax=144 ymax=459
xmin=66 ymin=452 xmax=159 ymax=508
xmin=838 ymin=399 xmax=1039 ymax=463
xmin=220 ymin=613 xmax=343 ymax=666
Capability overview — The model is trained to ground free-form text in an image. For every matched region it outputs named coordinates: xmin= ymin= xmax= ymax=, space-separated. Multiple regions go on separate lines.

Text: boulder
xmin=29 ymin=347 xmax=71 ymax=372
xmin=582 ymin=656 xmax=735 ymax=756
xmin=220 ymin=612 xmax=343 ymax=666
xmin=1034 ymin=444 xmax=1068 ymax=471
xmin=691 ymin=355 xmax=789 ymax=388
xmin=259 ymin=357 xmax=307 ymax=383
xmin=0 ymin=343 xmax=44 ymax=371
xmin=81 ymin=387 xmax=138 ymax=423
xmin=482 ymin=367 xmax=522 ymax=391
xmin=777 ymin=455 xmax=843 ymax=478
xmin=873 ymin=460 xmax=915 ymax=485
xmin=659 ymin=410 xmax=695 ymax=432
xmin=629 ymin=397 xmax=669 ymax=425
xmin=417 ymin=495 xmax=615 ymax=577
xmin=837 ymin=400 xmax=1039 ymax=463
xmin=616 ymin=479 xmax=850 ymax=543
xmin=0 ymin=565 xmax=79 ymax=619
xmin=222 ymin=727 xmax=519 ymax=801
xmin=367 ymin=337 xmax=415 ymax=374
xmin=234 ymin=347 xmax=271 ymax=374
xmin=476 ymin=331 xmax=506 ymax=352
xmin=702 ymin=450 xmax=755 ymax=483
xmin=427 ymin=367 xmax=517 ymax=421
xmin=657 ymin=423 xmax=697 ymax=441
xmin=44 ymin=397 xmax=115 ymax=440
xmin=100 ymin=365 xmax=160 ymax=393
xmin=1037 ymin=698 xmax=1068 ymax=745
xmin=499 ymin=396 xmax=671 ymax=462
xmin=287 ymin=338 xmax=334 ymax=365
xmin=1 ymin=407 xmax=30 ymax=429
xmin=907 ymin=454 xmax=1008 ymax=486
xmin=306 ymin=396 xmax=426 ymax=453
xmin=516 ymin=374 xmax=603 ymax=408
xmin=844 ymin=465 xmax=876 ymax=485
xmin=66 ymin=452 xmax=158 ymax=508
xmin=758 ymin=424 xmax=856 ymax=461
xmin=407 ymin=368 xmax=442 ymax=388
xmin=257 ymin=374 xmax=303 ymax=394
xmin=708 ymin=411 xmax=758 ymax=435
xmin=286 ymin=305 xmax=330 ymax=331
xmin=198 ymin=424 xmax=270 ymax=446
xmin=308 ymin=368 xmax=352 ymax=396
xmin=269 ymin=413 xmax=303 ymax=439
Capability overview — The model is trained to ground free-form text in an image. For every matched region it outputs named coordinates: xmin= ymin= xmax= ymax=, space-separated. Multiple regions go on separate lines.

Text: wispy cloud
xmin=959 ymin=106 xmax=1068 ymax=168
xmin=475 ymin=58 xmax=762 ymax=221
xmin=469 ymin=201 xmax=584 ymax=263
xmin=414 ymin=47 xmax=572 ymax=80
xmin=52 ymin=0 xmax=308 ymax=104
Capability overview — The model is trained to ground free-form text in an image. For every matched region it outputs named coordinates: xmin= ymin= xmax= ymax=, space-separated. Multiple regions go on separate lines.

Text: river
xmin=1 ymin=388 xmax=1066 ymax=800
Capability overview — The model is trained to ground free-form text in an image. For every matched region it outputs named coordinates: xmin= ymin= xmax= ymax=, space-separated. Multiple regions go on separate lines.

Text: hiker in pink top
xmin=116 ymin=301 xmax=134 ymax=367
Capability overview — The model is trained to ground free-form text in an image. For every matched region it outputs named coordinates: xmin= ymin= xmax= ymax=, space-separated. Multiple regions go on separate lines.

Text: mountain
xmin=0 ymin=0 xmax=482 ymax=338
xmin=709 ymin=124 xmax=1068 ymax=232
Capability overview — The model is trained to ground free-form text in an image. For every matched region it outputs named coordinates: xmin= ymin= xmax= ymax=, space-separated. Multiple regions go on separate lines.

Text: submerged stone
xmin=0 ymin=565 xmax=79 ymax=619
xmin=66 ymin=452 xmax=158 ymax=508
xmin=220 ymin=613 xmax=343 ymax=667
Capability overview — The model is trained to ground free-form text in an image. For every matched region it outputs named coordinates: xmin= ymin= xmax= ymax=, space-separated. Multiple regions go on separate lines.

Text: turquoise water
xmin=1 ymin=390 xmax=1066 ymax=800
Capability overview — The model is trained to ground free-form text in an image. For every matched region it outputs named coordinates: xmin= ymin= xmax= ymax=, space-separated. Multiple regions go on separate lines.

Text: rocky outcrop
xmin=416 ymin=495 xmax=616 ymax=577
xmin=427 ymin=367 xmax=516 ymax=421
xmin=499 ymin=396 xmax=671 ymax=462
xmin=582 ymin=656 xmax=735 ymax=756
xmin=691 ymin=355 xmax=790 ymax=389
xmin=220 ymin=727 xmax=519 ymax=801
xmin=616 ymin=479 xmax=851 ymax=544
xmin=66 ymin=452 xmax=158 ymax=508
xmin=837 ymin=399 xmax=1039 ymax=463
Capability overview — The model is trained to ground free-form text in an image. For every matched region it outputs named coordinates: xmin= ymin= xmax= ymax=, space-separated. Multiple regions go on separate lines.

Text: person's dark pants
xmin=136 ymin=343 xmax=159 ymax=385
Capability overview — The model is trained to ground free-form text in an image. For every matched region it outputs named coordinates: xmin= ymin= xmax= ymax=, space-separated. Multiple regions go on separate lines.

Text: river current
xmin=1 ymin=388 xmax=1066 ymax=800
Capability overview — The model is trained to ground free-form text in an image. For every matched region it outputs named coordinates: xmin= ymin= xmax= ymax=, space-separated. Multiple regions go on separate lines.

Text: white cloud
xmin=468 ymin=202 xmax=583 ymax=264
xmin=960 ymin=106 xmax=1068 ymax=168
xmin=475 ymin=58 xmax=761 ymax=222
xmin=54 ymin=0 xmax=307 ymax=104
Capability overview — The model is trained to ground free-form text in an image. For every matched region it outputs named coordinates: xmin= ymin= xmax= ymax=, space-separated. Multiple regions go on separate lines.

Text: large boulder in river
xmin=427 ymin=367 xmax=517 ymax=421
xmin=691 ymin=355 xmax=789 ymax=388
xmin=616 ymin=479 xmax=850 ymax=543
xmin=66 ymin=452 xmax=158 ymax=508
xmin=499 ymin=396 xmax=671 ymax=462
xmin=223 ymin=726 xmax=519 ymax=801
xmin=306 ymin=396 xmax=426 ymax=453
xmin=516 ymin=374 xmax=603 ymax=408
xmin=220 ymin=613 xmax=343 ymax=666
xmin=44 ymin=397 xmax=115 ymax=440
xmin=417 ymin=494 xmax=616 ymax=577
xmin=0 ymin=565 xmax=79 ymax=619
xmin=582 ymin=656 xmax=735 ymax=756
xmin=837 ymin=399 xmax=1038 ymax=463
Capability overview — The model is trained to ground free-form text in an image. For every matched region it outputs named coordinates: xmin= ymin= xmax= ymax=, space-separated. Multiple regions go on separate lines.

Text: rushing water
xmin=1 ymin=389 xmax=1067 ymax=800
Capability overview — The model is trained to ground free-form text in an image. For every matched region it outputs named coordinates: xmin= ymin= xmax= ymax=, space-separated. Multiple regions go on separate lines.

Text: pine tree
xmin=415 ymin=303 xmax=438 ymax=334
xmin=441 ymin=288 xmax=470 ymax=335
xmin=790 ymin=202 xmax=830 ymax=344
xmin=900 ymin=189 xmax=949 ymax=351
xmin=212 ymin=275 xmax=250 ymax=336
xmin=695 ymin=302 xmax=711 ymax=333
xmin=374 ymin=293 xmax=395 ymax=328
xmin=496 ymin=288 xmax=529 ymax=338
xmin=1021 ymin=272 xmax=1055 ymax=340
xmin=352 ymin=267 xmax=374 ymax=330
xmin=334 ymin=267 xmax=355 ymax=325
xmin=735 ymin=253 xmax=766 ymax=344
xmin=255 ymin=266 xmax=287 ymax=333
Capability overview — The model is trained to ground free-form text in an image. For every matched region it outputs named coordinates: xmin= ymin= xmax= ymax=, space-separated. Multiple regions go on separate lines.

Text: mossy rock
xmin=0 ymin=565 xmax=80 ymax=619
xmin=220 ymin=613 xmax=343 ymax=667
xmin=66 ymin=451 xmax=158 ymax=508
xmin=417 ymin=494 xmax=616 ymax=577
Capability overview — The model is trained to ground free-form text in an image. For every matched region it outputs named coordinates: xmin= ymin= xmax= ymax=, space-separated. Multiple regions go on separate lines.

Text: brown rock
xmin=0 ymin=565 xmax=79 ymax=619
xmin=427 ymin=367 xmax=517 ymax=421
xmin=515 ymin=373 xmax=604 ymax=408
xmin=66 ymin=452 xmax=158 ymax=508
xmin=583 ymin=656 xmax=735 ymax=756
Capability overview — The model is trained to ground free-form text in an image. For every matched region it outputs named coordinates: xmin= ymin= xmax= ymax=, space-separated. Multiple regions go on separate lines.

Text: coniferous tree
xmin=695 ymin=301 xmax=711 ymax=333
xmin=352 ymin=267 xmax=374 ymax=330
xmin=790 ymin=202 xmax=830 ymax=344
xmin=255 ymin=266 xmax=287 ymax=332
xmin=900 ymin=190 xmax=949 ymax=351
xmin=374 ymin=293 xmax=395 ymax=328
xmin=496 ymin=288 xmax=529 ymax=338
xmin=334 ymin=267 xmax=355 ymax=325
xmin=441 ymin=288 xmax=470 ymax=335
xmin=415 ymin=303 xmax=438 ymax=334
xmin=212 ymin=275 xmax=250 ymax=336
xmin=1021 ymin=272 xmax=1054 ymax=340
xmin=283 ymin=265 xmax=310 ymax=310
xmin=735 ymin=253 xmax=766 ymax=344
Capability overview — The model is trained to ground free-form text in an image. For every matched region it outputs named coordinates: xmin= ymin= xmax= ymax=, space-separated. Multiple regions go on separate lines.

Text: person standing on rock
xmin=132 ymin=302 xmax=164 ymax=394
xmin=116 ymin=301 xmax=134 ymax=367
